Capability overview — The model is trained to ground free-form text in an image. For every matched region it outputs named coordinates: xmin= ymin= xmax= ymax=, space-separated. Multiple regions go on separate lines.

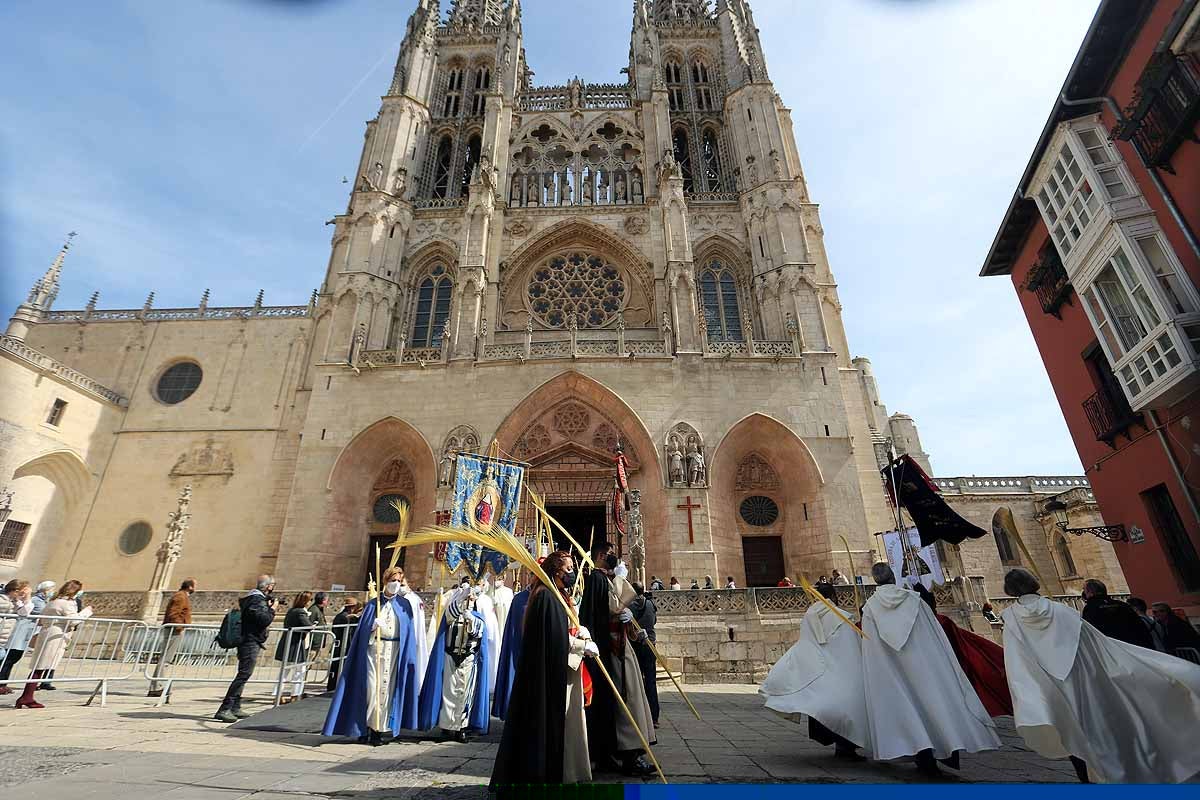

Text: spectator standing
xmin=669 ymin=577 xmax=681 ymax=590
xmin=277 ymin=591 xmax=315 ymax=703
xmin=327 ymin=596 xmax=361 ymax=691
xmin=16 ymin=580 xmax=93 ymax=709
xmin=777 ymin=577 xmax=795 ymax=588
xmin=148 ymin=579 xmax=196 ymax=697
xmin=689 ymin=578 xmax=700 ymax=590
xmin=1081 ymin=580 xmax=1154 ymax=649
xmin=831 ymin=570 xmax=850 ymax=586
xmin=30 ymin=581 xmax=55 ymax=690
xmin=649 ymin=576 xmax=665 ymax=592
xmin=1128 ymin=597 xmax=1167 ymax=652
xmin=1152 ymin=602 xmax=1200 ymax=658
xmin=725 ymin=576 xmax=736 ymax=589
xmin=215 ymin=575 xmax=277 ymax=723
xmin=0 ymin=580 xmax=33 ymax=695
xmin=703 ymin=576 xmax=714 ymax=590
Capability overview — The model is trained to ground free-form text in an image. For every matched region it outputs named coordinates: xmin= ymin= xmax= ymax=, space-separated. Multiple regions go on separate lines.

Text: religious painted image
xmin=447 ymin=454 xmax=524 ymax=578
xmin=881 ymin=527 xmax=945 ymax=590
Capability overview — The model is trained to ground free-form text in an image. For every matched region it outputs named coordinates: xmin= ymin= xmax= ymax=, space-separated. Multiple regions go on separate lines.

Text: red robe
xmin=936 ymin=614 xmax=1014 ymax=718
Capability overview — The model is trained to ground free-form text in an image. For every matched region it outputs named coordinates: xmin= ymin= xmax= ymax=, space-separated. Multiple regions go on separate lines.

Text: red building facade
xmin=982 ymin=0 xmax=1200 ymax=616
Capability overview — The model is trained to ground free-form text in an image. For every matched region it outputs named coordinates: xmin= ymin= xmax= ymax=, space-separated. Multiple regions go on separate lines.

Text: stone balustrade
xmin=43 ymin=305 xmax=311 ymax=323
xmin=686 ymin=191 xmax=740 ymax=204
xmin=934 ymin=475 xmax=1093 ymax=496
xmin=0 ymin=334 xmax=128 ymax=406
xmin=517 ymin=83 xmax=633 ymax=112
xmin=987 ymin=593 xmax=1128 ymax=615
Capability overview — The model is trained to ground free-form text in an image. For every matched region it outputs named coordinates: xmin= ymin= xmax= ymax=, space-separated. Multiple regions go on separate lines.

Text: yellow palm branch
xmin=799 ymin=573 xmax=866 ymax=638
xmin=386 ymin=498 xmax=412 ymax=571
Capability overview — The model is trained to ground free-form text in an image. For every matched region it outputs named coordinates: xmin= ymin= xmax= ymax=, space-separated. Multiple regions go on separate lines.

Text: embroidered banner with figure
xmin=446 ymin=453 xmax=525 ymax=578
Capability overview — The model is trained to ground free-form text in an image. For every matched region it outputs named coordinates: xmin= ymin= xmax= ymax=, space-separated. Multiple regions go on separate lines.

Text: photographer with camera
xmin=215 ymin=575 xmax=277 ymax=723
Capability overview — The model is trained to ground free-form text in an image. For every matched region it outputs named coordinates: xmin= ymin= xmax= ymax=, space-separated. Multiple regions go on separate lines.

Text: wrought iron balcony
xmin=1083 ymin=388 xmax=1142 ymax=447
xmin=1023 ymin=246 xmax=1072 ymax=317
xmin=1116 ymin=53 xmax=1200 ymax=174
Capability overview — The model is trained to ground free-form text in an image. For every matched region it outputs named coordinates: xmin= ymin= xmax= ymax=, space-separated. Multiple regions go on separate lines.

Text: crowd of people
xmin=0 ymin=578 xmax=93 ymax=709
xmin=761 ymin=564 xmax=1200 ymax=783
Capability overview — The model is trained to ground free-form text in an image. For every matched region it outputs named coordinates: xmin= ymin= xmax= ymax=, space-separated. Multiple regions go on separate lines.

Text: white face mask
xmin=384 ymin=581 xmax=402 ymax=596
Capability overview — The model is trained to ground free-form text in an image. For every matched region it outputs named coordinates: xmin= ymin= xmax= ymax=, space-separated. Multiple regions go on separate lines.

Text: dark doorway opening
xmin=742 ymin=536 xmax=785 ymax=587
xmin=546 ymin=505 xmax=607 ymax=555
xmin=367 ymin=534 xmax=405 ymax=589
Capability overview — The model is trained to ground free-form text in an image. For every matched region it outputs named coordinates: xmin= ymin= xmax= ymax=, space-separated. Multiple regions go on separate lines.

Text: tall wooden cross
xmin=677 ymin=495 xmax=701 ymax=544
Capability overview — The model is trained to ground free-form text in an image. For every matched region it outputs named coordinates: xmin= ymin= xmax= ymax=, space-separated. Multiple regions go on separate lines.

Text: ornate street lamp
xmin=1044 ymin=498 xmax=1128 ymax=542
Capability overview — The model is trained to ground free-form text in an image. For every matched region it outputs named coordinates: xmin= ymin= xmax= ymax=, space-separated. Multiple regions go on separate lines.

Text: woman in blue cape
xmin=322 ymin=568 xmax=420 ymax=746
xmin=419 ymin=582 xmax=491 ymax=742
xmin=492 ymin=586 xmax=530 ymax=720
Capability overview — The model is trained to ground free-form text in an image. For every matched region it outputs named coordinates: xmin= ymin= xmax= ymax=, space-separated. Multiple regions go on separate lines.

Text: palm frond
xmin=799 ymin=573 xmax=866 ymax=638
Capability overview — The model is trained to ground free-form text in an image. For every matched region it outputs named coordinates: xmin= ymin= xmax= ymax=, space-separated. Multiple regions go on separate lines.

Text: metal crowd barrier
xmin=144 ymin=622 xmax=357 ymax=708
xmin=0 ymin=613 xmax=150 ymax=706
xmin=0 ymin=612 xmax=359 ymax=708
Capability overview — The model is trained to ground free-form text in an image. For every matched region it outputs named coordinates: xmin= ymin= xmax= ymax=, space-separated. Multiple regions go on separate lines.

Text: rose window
xmin=527 ymin=251 xmax=626 ymax=328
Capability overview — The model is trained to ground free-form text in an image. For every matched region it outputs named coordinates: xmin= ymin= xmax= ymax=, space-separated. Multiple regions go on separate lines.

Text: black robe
xmin=579 ymin=569 xmax=622 ymax=761
xmin=490 ymin=587 xmax=568 ymax=789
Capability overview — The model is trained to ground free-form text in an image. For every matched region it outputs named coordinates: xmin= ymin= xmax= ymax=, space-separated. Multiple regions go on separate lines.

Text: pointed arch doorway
xmin=494 ymin=372 xmax=663 ymax=569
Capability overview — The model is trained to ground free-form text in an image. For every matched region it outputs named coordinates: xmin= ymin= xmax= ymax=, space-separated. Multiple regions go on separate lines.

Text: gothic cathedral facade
xmin=2 ymin=0 xmax=931 ymax=593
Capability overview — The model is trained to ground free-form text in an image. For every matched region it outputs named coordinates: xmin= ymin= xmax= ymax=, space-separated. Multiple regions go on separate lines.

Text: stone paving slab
xmin=0 ymin=681 xmax=1095 ymax=797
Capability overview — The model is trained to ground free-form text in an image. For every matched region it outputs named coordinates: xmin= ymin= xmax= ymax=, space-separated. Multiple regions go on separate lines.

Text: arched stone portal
xmin=324 ymin=417 xmax=437 ymax=589
xmin=710 ymin=414 xmax=826 ymax=587
xmin=8 ymin=449 xmax=93 ymax=579
xmin=493 ymin=372 xmax=665 ymax=575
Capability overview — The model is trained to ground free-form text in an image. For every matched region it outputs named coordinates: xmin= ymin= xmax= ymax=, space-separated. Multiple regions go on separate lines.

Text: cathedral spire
xmin=27 ymin=232 xmax=75 ymax=311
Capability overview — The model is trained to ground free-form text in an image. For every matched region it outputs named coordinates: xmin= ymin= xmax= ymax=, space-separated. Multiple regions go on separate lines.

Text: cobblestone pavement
xmin=0 ymin=681 xmax=1081 ymax=798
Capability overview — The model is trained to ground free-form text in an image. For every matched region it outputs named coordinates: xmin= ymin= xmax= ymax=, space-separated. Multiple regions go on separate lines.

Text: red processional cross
xmin=676 ymin=496 xmax=702 ymax=544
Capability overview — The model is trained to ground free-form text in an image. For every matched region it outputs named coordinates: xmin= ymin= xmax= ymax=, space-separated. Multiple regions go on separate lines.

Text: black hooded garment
xmin=490 ymin=586 xmax=569 ymax=789
xmin=579 ymin=568 xmax=622 ymax=761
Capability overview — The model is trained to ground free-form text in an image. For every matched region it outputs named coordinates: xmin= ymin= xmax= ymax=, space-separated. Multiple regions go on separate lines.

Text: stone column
xmin=140 ymin=485 xmax=192 ymax=622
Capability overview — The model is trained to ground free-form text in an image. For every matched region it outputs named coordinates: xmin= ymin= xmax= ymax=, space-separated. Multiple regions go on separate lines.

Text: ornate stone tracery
xmin=735 ymin=452 xmax=779 ymax=491
xmin=374 ymin=459 xmax=416 ymax=493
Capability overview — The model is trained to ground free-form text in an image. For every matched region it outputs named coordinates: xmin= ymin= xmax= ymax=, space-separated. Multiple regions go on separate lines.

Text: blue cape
xmin=492 ymin=589 xmax=529 ymax=720
xmin=417 ymin=609 xmax=491 ymax=734
xmin=321 ymin=595 xmax=420 ymax=738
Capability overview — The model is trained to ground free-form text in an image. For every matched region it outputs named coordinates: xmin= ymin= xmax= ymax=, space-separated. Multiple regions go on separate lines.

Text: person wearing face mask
xmin=395 ymin=573 xmax=428 ymax=692
xmin=322 ymin=567 xmax=421 ymax=746
xmin=419 ymin=577 xmax=492 ymax=743
xmin=579 ymin=543 xmax=656 ymax=777
xmin=491 ymin=551 xmax=597 ymax=791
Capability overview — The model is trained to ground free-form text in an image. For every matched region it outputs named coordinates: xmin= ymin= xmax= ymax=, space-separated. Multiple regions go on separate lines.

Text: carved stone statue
xmin=581 ymin=171 xmax=594 ymax=204
xmin=631 ymin=170 xmax=644 ymax=200
xmin=785 ymin=312 xmax=799 ymax=337
xmin=371 ymin=161 xmax=385 ymax=189
xmin=667 ymin=436 xmax=685 ymax=486
xmin=687 ymin=437 xmax=706 ymax=486
xmin=628 ymin=488 xmax=646 ymax=586
xmin=562 ymin=169 xmax=574 ymax=205
xmin=660 ymin=311 xmax=672 ymax=337
xmin=142 ymin=484 xmax=193 ymax=620
xmin=569 ymin=77 xmax=583 ymax=110
xmin=439 ymin=451 xmax=455 ymax=487
xmin=391 ymin=168 xmax=408 ymax=197
xmin=510 ymin=173 xmax=522 ymax=204
xmin=614 ymin=173 xmax=627 ymax=202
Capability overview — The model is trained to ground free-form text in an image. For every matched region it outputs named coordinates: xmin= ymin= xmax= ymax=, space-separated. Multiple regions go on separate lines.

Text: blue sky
xmin=0 ymin=0 xmax=1099 ymax=476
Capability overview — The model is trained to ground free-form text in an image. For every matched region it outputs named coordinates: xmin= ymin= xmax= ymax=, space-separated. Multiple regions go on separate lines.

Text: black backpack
xmin=215 ymin=608 xmax=242 ymax=649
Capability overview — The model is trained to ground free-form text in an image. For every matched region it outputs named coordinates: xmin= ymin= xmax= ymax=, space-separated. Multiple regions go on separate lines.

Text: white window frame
xmin=1076 ymin=226 xmax=1200 ymax=408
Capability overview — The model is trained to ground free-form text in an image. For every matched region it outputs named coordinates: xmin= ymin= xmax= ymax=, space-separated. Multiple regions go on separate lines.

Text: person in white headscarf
xmin=493 ymin=574 xmax=514 ymax=636
xmin=860 ymin=563 xmax=1000 ymax=777
xmin=1000 ymin=568 xmax=1200 ymax=784
xmin=760 ymin=582 xmax=869 ymax=760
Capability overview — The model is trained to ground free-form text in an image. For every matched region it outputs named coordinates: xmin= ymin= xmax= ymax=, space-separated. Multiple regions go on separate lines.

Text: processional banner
xmin=446 ymin=453 xmax=525 ymax=578
xmin=881 ymin=527 xmax=946 ymax=590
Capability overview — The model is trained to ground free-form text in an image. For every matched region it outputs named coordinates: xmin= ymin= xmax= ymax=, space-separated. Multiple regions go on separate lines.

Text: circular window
xmin=119 ymin=522 xmax=153 ymax=555
xmin=740 ymin=496 xmax=779 ymax=527
xmin=373 ymin=494 xmax=410 ymax=525
xmin=526 ymin=251 xmax=627 ymax=329
xmin=156 ymin=362 xmax=203 ymax=405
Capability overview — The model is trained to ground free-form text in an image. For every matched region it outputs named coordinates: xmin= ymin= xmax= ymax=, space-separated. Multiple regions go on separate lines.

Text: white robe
xmin=493 ymin=584 xmax=514 ymax=636
xmin=861 ymin=584 xmax=1000 ymax=761
xmin=1002 ymin=594 xmax=1200 ymax=784
xmin=366 ymin=601 xmax=399 ymax=732
xmin=475 ymin=592 xmax=501 ymax=692
xmin=399 ymin=588 xmax=428 ymax=692
xmin=760 ymin=603 xmax=871 ymax=752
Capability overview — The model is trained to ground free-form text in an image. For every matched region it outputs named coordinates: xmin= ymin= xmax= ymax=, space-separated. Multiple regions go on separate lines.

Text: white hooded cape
xmin=399 ymin=587 xmax=428 ymax=691
xmin=760 ymin=602 xmax=871 ymax=752
xmin=493 ymin=583 xmax=514 ymax=636
xmin=474 ymin=592 xmax=501 ymax=692
xmin=861 ymin=584 xmax=1000 ymax=761
xmin=1002 ymin=594 xmax=1200 ymax=784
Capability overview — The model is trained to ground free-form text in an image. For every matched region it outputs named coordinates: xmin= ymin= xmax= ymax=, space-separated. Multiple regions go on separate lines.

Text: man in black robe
xmin=579 ymin=543 xmax=655 ymax=776
xmin=490 ymin=552 xmax=596 ymax=792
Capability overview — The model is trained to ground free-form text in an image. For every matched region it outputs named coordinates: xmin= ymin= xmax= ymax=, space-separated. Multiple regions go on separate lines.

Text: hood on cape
xmin=1004 ymin=594 xmax=1082 ymax=681
xmin=866 ymin=584 xmax=923 ymax=651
